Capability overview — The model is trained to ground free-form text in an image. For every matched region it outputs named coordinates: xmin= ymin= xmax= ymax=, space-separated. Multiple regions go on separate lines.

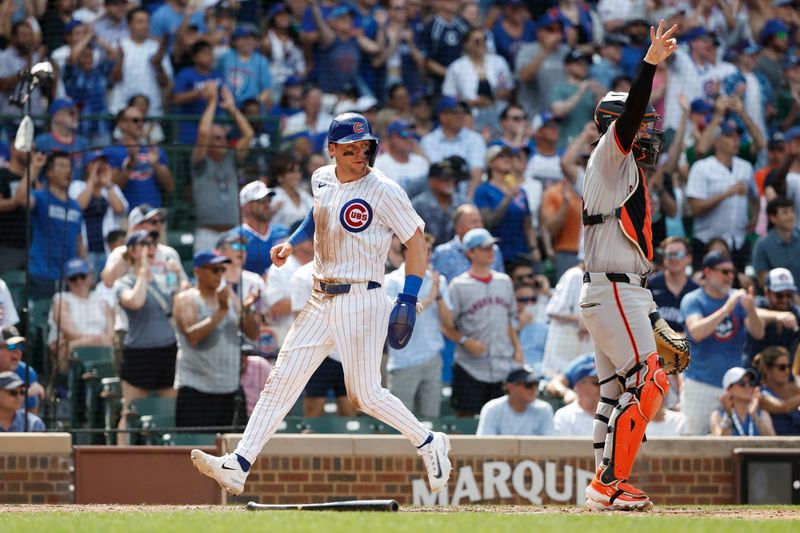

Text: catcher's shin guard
xmin=601 ymin=353 xmax=669 ymax=483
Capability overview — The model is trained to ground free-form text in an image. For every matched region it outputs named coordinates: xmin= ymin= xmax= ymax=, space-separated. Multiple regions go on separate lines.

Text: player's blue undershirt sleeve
xmin=288 ymin=208 xmax=315 ymax=247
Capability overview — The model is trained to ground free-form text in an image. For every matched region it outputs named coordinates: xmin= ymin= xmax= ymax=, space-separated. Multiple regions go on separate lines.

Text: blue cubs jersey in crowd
xmin=29 ymin=189 xmax=84 ymax=280
xmin=237 ymin=223 xmax=290 ymax=276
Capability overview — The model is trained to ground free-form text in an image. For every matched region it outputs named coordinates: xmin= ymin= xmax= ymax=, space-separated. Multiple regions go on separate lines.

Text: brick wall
xmin=221 ymin=435 xmax=800 ymax=506
xmin=0 ymin=434 xmax=72 ymax=504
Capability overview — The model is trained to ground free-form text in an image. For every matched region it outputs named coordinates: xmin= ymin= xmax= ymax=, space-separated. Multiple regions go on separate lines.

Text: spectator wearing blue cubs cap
xmin=48 ymin=257 xmax=114 ymax=375
xmin=421 ymin=96 xmax=487 ymax=195
xmin=0 ymin=371 xmax=46 ymax=433
xmin=34 ymin=98 xmax=90 ymax=183
xmin=553 ymin=353 xmax=599 ymax=437
xmin=173 ymin=249 xmax=257 ymax=428
xmin=218 ymin=22 xmax=272 ymax=107
xmin=756 ymin=19 xmax=791 ymax=96
xmin=375 ymin=120 xmax=430 ymax=198
xmin=679 ymin=249 xmax=764 ymax=435
xmin=68 ymin=149 xmax=128 ymax=275
xmin=686 ymin=112 xmax=760 ymax=273
xmin=515 ymin=14 xmax=568 ymax=119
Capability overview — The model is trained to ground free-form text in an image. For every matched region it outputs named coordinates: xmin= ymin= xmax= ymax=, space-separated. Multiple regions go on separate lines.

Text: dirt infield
xmin=1 ymin=504 xmax=799 ymax=520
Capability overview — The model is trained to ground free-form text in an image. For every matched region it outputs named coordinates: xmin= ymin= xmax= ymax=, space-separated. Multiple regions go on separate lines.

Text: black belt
xmin=319 ymin=281 xmax=381 ymax=295
xmin=583 ymin=272 xmax=648 ymax=288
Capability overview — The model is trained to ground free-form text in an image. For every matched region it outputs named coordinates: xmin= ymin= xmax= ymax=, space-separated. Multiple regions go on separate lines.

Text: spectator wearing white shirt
xmin=374 ymin=120 xmax=430 ymax=198
xmin=265 ymin=221 xmax=314 ymax=350
xmin=420 ymin=97 xmax=487 ymax=197
xmin=290 ymin=261 xmax=357 ymax=417
xmin=282 ymin=86 xmax=334 ymax=143
xmin=0 ymin=280 xmax=19 ymax=328
xmin=661 ymin=27 xmax=737 ymax=132
xmin=216 ymin=230 xmax=269 ymax=343
xmin=540 ymin=263 xmax=593 ymax=377
xmin=93 ymin=0 xmax=132 ymax=51
xmin=553 ymin=356 xmax=599 ymax=436
xmin=384 ymin=235 xmax=454 ymax=418
xmin=109 ymin=8 xmax=173 ymax=116
xmin=476 ymin=366 xmax=555 ymax=436
xmin=595 ymin=0 xmax=648 ymax=33
xmin=686 ymin=120 xmax=759 ymax=272
xmin=442 ymin=27 xmax=514 ymax=135
xmin=268 ymin=154 xmax=314 ymax=229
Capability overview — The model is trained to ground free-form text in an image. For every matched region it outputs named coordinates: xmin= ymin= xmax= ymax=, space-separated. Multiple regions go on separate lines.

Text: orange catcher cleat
xmin=585 ymin=467 xmax=652 ymax=511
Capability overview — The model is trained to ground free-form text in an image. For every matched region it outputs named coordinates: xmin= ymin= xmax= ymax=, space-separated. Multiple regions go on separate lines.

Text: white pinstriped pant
xmin=235 ymin=283 xmax=431 ymax=463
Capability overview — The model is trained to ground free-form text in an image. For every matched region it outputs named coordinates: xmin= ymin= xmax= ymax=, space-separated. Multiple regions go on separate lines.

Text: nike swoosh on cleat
xmin=433 ymin=455 xmax=442 ymax=479
xmin=318 ymin=183 xmax=327 ymax=188
xmin=221 ymin=464 xmax=236 ymax=470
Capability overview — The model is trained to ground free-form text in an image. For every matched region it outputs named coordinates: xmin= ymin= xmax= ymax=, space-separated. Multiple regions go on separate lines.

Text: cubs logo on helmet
xmin=328 ymin=112 xmax=380 ymax=165
xmin=340 ymin=199 xmax=373 ymax=233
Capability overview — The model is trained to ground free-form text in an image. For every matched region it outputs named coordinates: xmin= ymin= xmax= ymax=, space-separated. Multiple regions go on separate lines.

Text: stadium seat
xmin=68 ymin=346 xmax=115 ymax=443
xmin=434 ymin=416 xmax=480 ymax=435
xmin=100 ymin=377 xmax=122 ymax=445
xmin=128 ymin=396 xmax=177 ymax=445
xmin=164 ymin=433 xmax=218 ymax=446
xmin=276 ymin=415 xmax=306 ymax=433
xmin=302 ymin=416 xmax=374 ymax=434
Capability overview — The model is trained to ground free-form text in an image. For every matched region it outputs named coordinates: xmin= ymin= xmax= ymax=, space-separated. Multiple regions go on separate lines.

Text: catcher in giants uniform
xmin=579 ymin=21 xmax=689 ymax=511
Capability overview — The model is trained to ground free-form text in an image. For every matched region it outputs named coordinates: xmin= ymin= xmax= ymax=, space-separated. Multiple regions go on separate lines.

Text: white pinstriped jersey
xmin=310 ymin=164 xmax=424 ymax=283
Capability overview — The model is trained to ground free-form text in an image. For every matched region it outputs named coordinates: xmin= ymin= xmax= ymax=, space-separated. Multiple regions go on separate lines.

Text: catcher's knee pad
xmin=602 ymin=353 xmax=669 ymax=483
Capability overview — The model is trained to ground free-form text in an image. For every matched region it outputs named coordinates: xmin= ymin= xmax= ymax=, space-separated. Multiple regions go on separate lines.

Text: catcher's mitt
xmin=649 ymin=311 xmax=691 ymax=374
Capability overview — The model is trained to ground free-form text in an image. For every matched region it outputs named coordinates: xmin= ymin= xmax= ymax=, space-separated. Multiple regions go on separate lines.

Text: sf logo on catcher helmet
xmin=340 ymin=199 xmax=373 ymax=233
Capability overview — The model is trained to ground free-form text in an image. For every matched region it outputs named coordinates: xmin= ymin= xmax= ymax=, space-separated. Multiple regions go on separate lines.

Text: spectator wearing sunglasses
xmin=753 ymin=346 xmax=800 ymax=435
xmin=106 ymin=104 xmax=174 ymax=210
xmin=48 ymin=258 xmax=114 ymax=375
xmin=681 ymin=251 xmax=765 ymax=435
xmin=101 ymin=204 xmax=189 ymax=292
xmin=174 ymin=250 xmax=259 ymax=428
xmin=0 ymin=326 xmax=45 ymax=414
xmin=710 ymin=367 xmax=775 ymax=436
xmin=374 ymin=120 xmax=430 ymax=198
xmin=116 ymin=230 xmax=179 ymax=409
xmin=0 ymin=372 xmax=45 ymax=433
xmin=647 ymin=237 xmax=698 ymax=333
xmin=745 ymin=268 xmax=800 ymax=369
xmin=476 ymin=366 xmax=554 ymax=436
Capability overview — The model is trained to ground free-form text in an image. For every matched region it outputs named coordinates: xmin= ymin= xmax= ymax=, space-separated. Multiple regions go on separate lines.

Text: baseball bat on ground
xmin=246 ymin=499 xmax=400 ymax=512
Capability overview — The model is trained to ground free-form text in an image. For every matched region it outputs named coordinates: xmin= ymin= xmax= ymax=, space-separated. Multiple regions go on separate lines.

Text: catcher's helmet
xmin=594 ymin=91 xmax=663 ymax=167
xmin=327 ymin=112 xmax=379 ymax=165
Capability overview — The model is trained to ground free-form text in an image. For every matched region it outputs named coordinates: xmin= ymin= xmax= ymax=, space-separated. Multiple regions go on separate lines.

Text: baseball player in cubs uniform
xmin=578 ymin=21 xmax=678 ymax=511
xmin=191 ymin=113 xmax=452 ymax=497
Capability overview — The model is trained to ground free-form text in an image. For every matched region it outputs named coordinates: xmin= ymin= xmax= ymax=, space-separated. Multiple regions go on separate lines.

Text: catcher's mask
xmin=595 ymin=91 xmax=664 ymax=168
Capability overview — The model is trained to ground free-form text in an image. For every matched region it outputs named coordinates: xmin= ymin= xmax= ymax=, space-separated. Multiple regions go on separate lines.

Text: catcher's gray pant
xmin=579 ymin=275 xmax=658 ymax=469
xmin=235 ymin=286 xmax=431 ymax=463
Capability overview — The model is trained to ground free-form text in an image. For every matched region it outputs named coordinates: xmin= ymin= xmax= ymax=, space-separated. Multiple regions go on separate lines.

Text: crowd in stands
xmin=0 ymin=0 xmax=799 ymax=438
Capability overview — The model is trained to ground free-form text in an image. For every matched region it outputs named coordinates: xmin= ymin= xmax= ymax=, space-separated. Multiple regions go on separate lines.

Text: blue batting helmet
xmin=327 ymin=112 xmax=379 ymax=165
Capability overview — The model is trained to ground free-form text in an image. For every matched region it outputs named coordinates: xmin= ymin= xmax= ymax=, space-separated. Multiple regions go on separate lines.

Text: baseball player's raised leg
xmin=331 ymin=287 xmax=451 ymax=492
xmin=581 ymin=282 xmax=667 ymax=510
xmin=191 ymin=295 xmax=334 ymax=495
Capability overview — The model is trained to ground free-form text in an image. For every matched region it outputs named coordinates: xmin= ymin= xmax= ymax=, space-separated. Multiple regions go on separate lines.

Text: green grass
xmin=2 ymin=508 xmax=799 ymax=533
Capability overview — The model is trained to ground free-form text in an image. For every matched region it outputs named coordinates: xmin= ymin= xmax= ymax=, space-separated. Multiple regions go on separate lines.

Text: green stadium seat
xmin=434 ymin=416 xmax=480 ymax=435
xmin=165 ymin=433 xmax=218 ymax=446
xmin=276 ymin=415 xmax=306 ymax=433
xmin=302 ymin=416 xmax=375 ymax=434
xmin=100 ymin=377 xmax=122 ymax=445
xmin=128 ymin=396 xmax=178 ymax=445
